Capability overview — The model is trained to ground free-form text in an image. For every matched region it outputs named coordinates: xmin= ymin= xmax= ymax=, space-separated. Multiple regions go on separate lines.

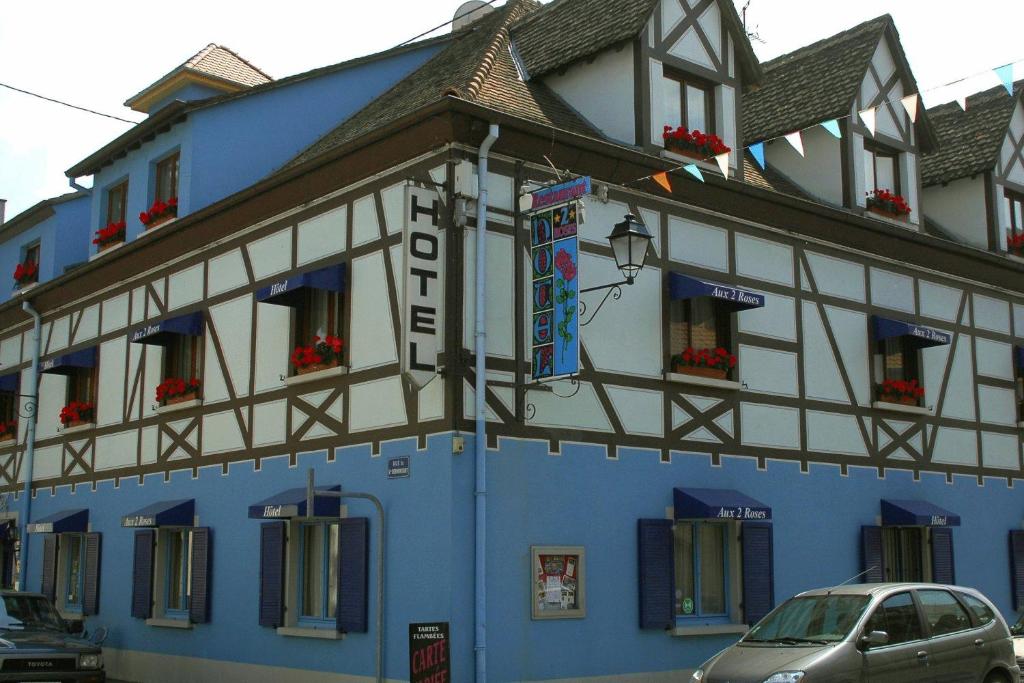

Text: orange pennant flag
xmin=652 ymin=172 xmax=672 ymax=193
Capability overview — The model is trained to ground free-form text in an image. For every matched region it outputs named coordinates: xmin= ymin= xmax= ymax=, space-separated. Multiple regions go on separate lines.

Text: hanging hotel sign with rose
xmin=527 ymin=177 xmax=588 ymax=382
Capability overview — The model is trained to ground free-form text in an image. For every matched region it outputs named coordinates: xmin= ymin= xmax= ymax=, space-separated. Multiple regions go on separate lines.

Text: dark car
xmin=0 ymin=591 xmax=104 ymax=682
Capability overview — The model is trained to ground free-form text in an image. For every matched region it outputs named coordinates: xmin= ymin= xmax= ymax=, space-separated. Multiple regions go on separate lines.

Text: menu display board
xmin=531 ymin=546 xmax=586 ymax=619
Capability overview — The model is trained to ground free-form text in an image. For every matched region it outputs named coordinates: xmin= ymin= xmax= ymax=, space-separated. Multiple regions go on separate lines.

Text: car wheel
xmin=983 ymin=672 xmax=1009 ymax=683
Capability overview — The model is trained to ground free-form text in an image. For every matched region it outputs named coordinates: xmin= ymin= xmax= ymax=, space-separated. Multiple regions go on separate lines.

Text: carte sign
xmin=409 ymin=622 xmax=450 ymax=683
xmin=402 ymin=184 xmax=443 ymax=390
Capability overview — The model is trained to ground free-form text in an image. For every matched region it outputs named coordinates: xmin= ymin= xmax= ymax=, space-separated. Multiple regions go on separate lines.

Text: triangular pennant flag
xmin=900 ymin=94 xmax=919 ymax=123
xmin=749 ymin=141 xmax=765 ymax=169
xmin=714 ymin=152 xmax=730 ymax=178
xmin=858 ymin=107 xmax=876 ymax=136
xmin=652 ymin=171 xmax=672 ymax=193
xmin=682 ymin=164 xmax=704 ymax=182
xmin=955 ymin=91 xmax=968 ymax=111
xmin=784 ymin=131 xmax=804 ymax=157
xmin=995 ymin=64 xmax=1014 ymax=96
xmin=821 ymin=119 xmax=842 ymax=138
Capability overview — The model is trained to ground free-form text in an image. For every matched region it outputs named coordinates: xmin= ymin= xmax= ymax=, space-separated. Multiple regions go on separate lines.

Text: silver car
xmin=691 ymin=583 xmax=1020 ymax=683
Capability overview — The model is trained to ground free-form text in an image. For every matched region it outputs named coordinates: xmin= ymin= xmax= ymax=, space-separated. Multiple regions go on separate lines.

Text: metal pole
xmin=18 ymin=300 xmax=41 ymax=590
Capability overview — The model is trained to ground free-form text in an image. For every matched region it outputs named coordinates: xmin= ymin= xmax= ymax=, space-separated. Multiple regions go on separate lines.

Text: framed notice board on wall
xmin=531 ymin=545 xmax=586 ymax=619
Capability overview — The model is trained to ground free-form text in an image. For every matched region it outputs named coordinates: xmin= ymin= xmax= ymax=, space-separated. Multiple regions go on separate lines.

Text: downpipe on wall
xmin=18 ymin=300 xmax=41 ymax=590
xmin=474 ymin=123 xmax=499 ymax=683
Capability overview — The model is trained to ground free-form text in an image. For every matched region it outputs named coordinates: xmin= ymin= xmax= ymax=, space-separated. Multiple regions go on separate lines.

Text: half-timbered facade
xmin=3 ymin=2 xmax=1024 ymax=682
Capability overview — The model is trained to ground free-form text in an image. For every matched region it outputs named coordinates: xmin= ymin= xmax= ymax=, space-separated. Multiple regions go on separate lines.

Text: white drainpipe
xmin=18 ymin=300 xmax=41 ymax=590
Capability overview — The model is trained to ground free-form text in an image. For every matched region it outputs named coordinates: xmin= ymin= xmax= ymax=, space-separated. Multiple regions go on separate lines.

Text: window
xmin=165 ymin=334 xmax=201 ymax=384
xmin=669 ymin=297 xmax=735 ymax=378
xmin=130 ymin=525 xmax=210 ymax=624
xmin=163 ymin=528 xmax=193 ymax=616
xmin=0 ymin=379 xmax=17 ymax=443
xmin=674 ymin=521 xmax=728 ymax=618
xmin=106 ymin=180 xmax=128 ymax=225
xmin=295 ymin=289 xmax=343 ymax=348
xmin=958 ymin=593 xmax=995 ymax=627
xmin=663 ymin=71 xmax=715 ymax=134
xmin=882 ymin=527 xmax=924 ymax=582
xmin=864 ymin=591 xmax=924 ymax=645
xmin=864 ymin=142 xmax=901 ymax=195
xmin=66 ymin=366 xmax=96 ymax=408
xmin=875 ymin=337 xmax=922 ymax=406
xmin=18 ymin=242 xmax=40 ymax=286
xmin=917 ymin=589 xmax=970 ymax=636
xmin=156 ymin=152 xmax=180 ymax=203
xmin=298 ymin=521 xmax=339 ymax=623
xmin=1007 ymin=190 xmax=1024 ymax=234
xmin=61 ymin=533 xmax=85 ymax=613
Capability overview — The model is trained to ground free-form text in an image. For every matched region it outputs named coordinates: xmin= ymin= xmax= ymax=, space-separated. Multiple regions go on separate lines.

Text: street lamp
xmin=607 ymin=213 xmax=653 ymax=284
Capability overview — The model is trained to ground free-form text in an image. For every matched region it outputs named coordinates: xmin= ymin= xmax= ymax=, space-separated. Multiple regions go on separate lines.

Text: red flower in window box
xmin=0 ymin=420 xmax=16 ymax=443
xmin=140 ymin=196 xmax=178 ymax=228
xmin=156 ymin=377 xmax=202 ymax=405
xmin=290 ymin=335 xmax=344 ymax=375
xmin=92 ymin=220 xmax=126 ymax=250
xmin=13 ymin=260 xmax=38 ymax=287
xmin=866 ymin=189 xmax=911 ymax=219
xmin=59 ymin=401 xmax=95 ymax=428
xmin=1007 ymin=232 xmax=1024 ymax=256
xmin=878 ymin=378 xmax=925 ymax=406
xmin=670 ymin=346 xmax=737 ymax=380
xmin=662 ymin=125 xmax=731 ymax=161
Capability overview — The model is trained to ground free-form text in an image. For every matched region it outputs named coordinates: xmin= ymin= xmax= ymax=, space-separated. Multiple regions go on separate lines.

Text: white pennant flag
xmin=714 ymin=152 xmax=730 ymax=178
xmin=784 ymin=131 xmax=804 ymax=157
xmin=900 ymin=94 xmax=919 ymax=123
xmin=955 ymin=92 xmax=968 ymax=111
xmin=859 ymin=107 xmax=876 ymax=136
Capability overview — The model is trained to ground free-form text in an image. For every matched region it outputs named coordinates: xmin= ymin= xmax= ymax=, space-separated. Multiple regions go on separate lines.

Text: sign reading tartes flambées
xmin=402 ymin=184 xmax=443 ymax=390
xmin=409 ymin=622 xmax=450 ymax=683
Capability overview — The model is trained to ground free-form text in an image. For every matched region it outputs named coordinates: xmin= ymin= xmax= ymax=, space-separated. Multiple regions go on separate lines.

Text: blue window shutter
xmin=259 ymin=522 xmax=286 ymax=627
xmin=742 ymin=521 xmax=774 ymax=625
xmin=637 ymin=518 xmax=674 ymax=629
xmin=131 ymin=530 xmax=154 ymax=619
xmin=82 ymin=533 xmax=101 ymax=616
xmin=337 ymin=517 xmax=369 ymax=633
xmin=861 ymin=526 xmax=884 ymax=583
xmin=189 ymin=528 xmax=212 ymax=624
xmin=1010 ymin=531 xmax=1024 ymax=611
xmin=931 ymin=527 xmax=955 ymax=585
xmin=40 ymin=534 xmax=57 ymax=601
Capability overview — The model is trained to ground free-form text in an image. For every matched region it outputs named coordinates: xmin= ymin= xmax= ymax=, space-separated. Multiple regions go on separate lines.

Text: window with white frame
xmin=662 ymin=70 xmax=715 ymax=134
xmin=289 ymin=289 xmax=345 ymax=375
xmin=673 ymin=520 xmax=729 ymax=619
xmin=297 ymin=520 xmax=340 ymax=624
xmin=881 ymin=526 xmax=925 ymax=582
xmin=1006 ymin=189 xmax=1024 ymax=252
xmin=864 ymin=141 xmax=901 ymax=196
xmin=874 ymin=337 xmax=923 ymax=406
xmin=162 ymin=528 xmax=193 ymax=617
xmin=60 ymin=533 xmax=85 ymax=613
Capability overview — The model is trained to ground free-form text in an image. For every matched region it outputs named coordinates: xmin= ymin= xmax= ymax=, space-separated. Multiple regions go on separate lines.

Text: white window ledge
xmin=872 ymin=401 xmax=933 ymax=416
xmin=138 ymin=217 xmax=178 ymax=238
xmin=13 ymin=283 xmax=38 ymax=296
xmin=665 ymin=372 xmax=741 ymax=391
xmin=146 ymin=617 xmax=192 ymax=630
xmin=156 ymin=398 xmax=203 ymax=414
xmin=1006 ymin=253 xmax=1024 ymax=265
xmin=660 ymin=149 xmax=729 ymax=177
xmin=60 ymin=422 xmax=96 ymax=436
xmin=276 ymin=626 xmax=344 ymax=640
xmin=671 ymin=623 xmax=749 ymax=637
xmin=1017 ymin=421 xmax=1024 ymax=429
xmin=283 ymin=365 xmax=348 ymax=387
xmin=89 ymin=242 xmax=125 ymax=261
xmin=864 ymin=210 xmax=918 ymax=230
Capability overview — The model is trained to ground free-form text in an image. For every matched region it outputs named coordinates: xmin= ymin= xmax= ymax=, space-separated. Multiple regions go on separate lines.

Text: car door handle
xmin=974 ymin=639 xmax=985 ymax=648
xmin=916 ymin=651 xmax=929 ymax=660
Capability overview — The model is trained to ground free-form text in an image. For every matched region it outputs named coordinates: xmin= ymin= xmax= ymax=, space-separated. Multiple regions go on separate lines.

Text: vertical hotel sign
xmin=403 ymin=183 xmax=442 ymax=389
xmin=528 ymin=177 xmax=588 ymax=382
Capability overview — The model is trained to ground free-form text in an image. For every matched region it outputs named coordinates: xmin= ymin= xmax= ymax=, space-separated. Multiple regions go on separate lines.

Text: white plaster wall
xmin=738 ymin=346 xmax=798 ymax=397
xmin=974 ymin=337 xmax=1013 ymax=380
xmin=735 ymin=234 xmax=793 ymax=286
xmin=982 ymin=432 xmax=1019 ymax=470
xmin=101 ymin=294 xmax=130 ymax=336
xmin=546 ymin=45 xmax=636 ymax=145
xmin=973 ymin=294 xmax=1010 ymax=334
xmin=527 ymin=382 xmax=612 ymax=433
xmin=209 ymin=296 xmax=252 ymax=397
xmin=349 ymin=251 xmax=398 ymax=370
xmin=606 ymin=386 xmax=663 ymax=437
xmin=297 ymin=205 xmax=347 ymax=265
xmin=247 ymin=227 xmax=292 ymax=281
xmin=807 ymin=411 xmax=868 ymax=456
xmin=649 ymin=59 xmax=665 ymax=147
xmin=852 ymin=132 xmax=867 ymax=208
xmin=207 ymin=249 xmax=248 ymax=298
xmin=254 ymin=303 xmax=290 ymax=394
xmin=348 ymin=376 xmax=407 ymax=432
xmin=740 ymin=403 xmax=799 ymax=449
xmin=95 ymin=431 xmax=137 ymax=470
xmin=921 ymin=176 xmax=988 ymax=250
xmin=253 ymin=400 xmax=287 ymax=447
xmin=978 ymin=385 xmax=1016 ymax=426
xmin=0 ymin=336 xmax=19 ymax=368
xmin=719 ymin=85 xmax=737 ymax=170
xmin=352 ymin=196 xmax=379 ymax=248
xmin=919 ymin=281 xmax=962 ymax=323
xmin=167 ymin=263 xmax=204 ymax=311
xmin=36 ymin=374 xmax=66 ymax=439
xmin=738 ymin=293 xmax=796 ymax=342
xmin=805 ymin=252 xmax=865 ymax=302
xmin=463 ymin=230 xmax=513 ymax=358
xmin=869 ymin=268 xmax=914 ymax=314
xmin=802 ymin=302 xmax=847 ymax=403
xmin=764 ymin=128 xmax=843 ymax=206
xmin=581 ymin=257 xmax=661 ymax=377
xmin=73 ymin=306 xmax=99 ymax=345
xmin=97 ymin=338 xmax=126 ymax=426
xmin=202 ymin=410 xmax=245 ymax=455
xmin=931 ymin=426 xmax=978 ymax=466
xmin=48 ymin=317 xmax=69 ymax=353
xmin=668 ymin=217 xmax=728 ymax=272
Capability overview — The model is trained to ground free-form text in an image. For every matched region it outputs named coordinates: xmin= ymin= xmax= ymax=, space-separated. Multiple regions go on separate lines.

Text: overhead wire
xmin=0 ymin=81 xmax=138 ymax=124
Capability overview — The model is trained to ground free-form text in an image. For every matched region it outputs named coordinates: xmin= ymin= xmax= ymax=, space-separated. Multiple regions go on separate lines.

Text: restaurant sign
xmin=409 ymin=622 xmax=450 ymax=683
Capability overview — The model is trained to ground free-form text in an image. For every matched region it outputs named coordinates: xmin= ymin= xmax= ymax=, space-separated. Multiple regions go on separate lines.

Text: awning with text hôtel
xmin=0 ymin=372 xmax=17 ymax=393
xmin=39 ymin=347 xmax=96 ymax=376
xmin=27 ymin=508 xmax=89 ymax=534
xmin=130 ymin=311 xmax=204 ymax=346
xmin=248 ymin=485 xmax=341 ymax=519
xmin=882 ymin=499 xmax=960 ymax=527
xmin=668 ymin=272 xmax=765 ymax=311
xmin=873 ymin=316 xmax=951 ymax=349
xmin=674 ymin=487 xmax=772 ymax=521
xmin=255 ymin=263 xmax=345 ymax=308
xmin=121 ymin=499 xmax=195 ymax=528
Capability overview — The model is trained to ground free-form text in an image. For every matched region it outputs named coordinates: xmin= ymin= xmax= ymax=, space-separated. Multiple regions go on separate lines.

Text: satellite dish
xmin=453 ymin=0 xmax=494 ymax=31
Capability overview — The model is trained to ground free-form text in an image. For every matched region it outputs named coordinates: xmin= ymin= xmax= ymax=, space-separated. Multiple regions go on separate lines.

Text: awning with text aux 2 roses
xmin=674 ymin=487 xmax=772 ymax=521
xmin=27 ymin=508 xmax=89 ymax=534
xmin=882 ymin=499 xmax=960 ymax=527
xmin=873 ymin=316 xmax=951 ymax=349
xmin=39 ymin=347 xmax=96 ymax=376
xmin=248 ymin=485 xmax=341 ymax=519
xmin=121 ymin=499 xmax=195 ymax=528
xmin=0 ymin=372 xmax=17 ymax=393
xmin=1016 ymin=346 xmax=1024 ymax=369
xmin=255 ymin=263 xmax=345 ymax=308
xmin=130 ymin=311 xmax=204 ymax=346
xmin=668 ymin=272 xmax=765 ymax=311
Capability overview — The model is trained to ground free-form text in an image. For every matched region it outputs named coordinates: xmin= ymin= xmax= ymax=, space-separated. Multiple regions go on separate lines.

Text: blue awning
xmin=1016 ymin=346 xmax=1024 ymax=370
xmin=881 ymin=499 xmax=960 ymax=527
xmin=121 ymin=499 xmax=194 ymax=528
xmin=873 ymin=316 xmax=950 ymax=349
xmin=130 ymin=312 xmax=204 ymax=346
xmin=668 ymin=272 xmax=765 ymax=311
xmin=256 ymin=263 xmax=345 ymax=307
xmin=248 ymin=485 xmax=341 ymax=519
xmin=673 ymin=487 xmax=772 ymax=521
xmin=27 ymin=508 xmax=88 ymax=534
xmin=0 ymin=373 xmax=17 ymax=393
xmin=39 ymin=348 xmax=96 ymax=376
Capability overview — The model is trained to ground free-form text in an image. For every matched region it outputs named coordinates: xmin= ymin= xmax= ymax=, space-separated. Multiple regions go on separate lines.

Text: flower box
xmin=297 ymin=359 xmax=340 ymax=376
xmin=13 ymin=261 xmax=38 ymax=288
xmin=140 ymin=197 xmax=178 ymax=229
xmin=662 ymin=126 xmax=731 ymax=161
xmin=59 ymin=401 xmax=94 ymax=428
xmin=1007 ymin=232 xmax=1024 ymax=256
xmin=673 ymin=365 xmax=728 ymax=380
xmin=866 ymin=205 xmax=908 ymax=222
xmin=866 ymin=190 xmax=911 ymax=220
xmin=93 ymin=220 xmax=126 ymax=251
xmin=877 ymin=379 xmax=924 ymax=407
xmin=669 ymin=347 xmax=737 ymax=381
xmin=878 ymin=394 xmax=918 ymax=406
xmin=165 ymin=390 xmax=199 ymax=405
xmin=156 ymin=377 xmax=201 ymax=405
xmin=64 ymin=419 xmax=91 ymax=429
xmin=0 ymin=433 xmax=15 ymax=444
xmin=291 ymin=336 xmax=345 ymax=375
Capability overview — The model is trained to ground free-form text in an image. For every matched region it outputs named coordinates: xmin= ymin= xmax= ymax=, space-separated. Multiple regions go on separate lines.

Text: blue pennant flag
xmin=683 ymin=164 xmax=704 ymax=182
xmin=995 ymin=64 xmax=1014 ymax=96
xmin=821 ymin=119 xmax=842 ymax=138
xmin=749 ymin=142 xmax=765 ymax=170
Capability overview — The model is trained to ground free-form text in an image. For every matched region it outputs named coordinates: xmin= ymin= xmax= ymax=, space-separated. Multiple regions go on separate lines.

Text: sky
xmin=0 ymin=0 xmax=1021 ymax=219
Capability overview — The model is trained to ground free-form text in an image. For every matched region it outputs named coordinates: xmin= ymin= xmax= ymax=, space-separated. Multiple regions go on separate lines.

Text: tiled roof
xmin=287 ymin=0 xmax=598 ymax=169
xmin=742 ymin=153 xmax=813 ymax=200
xmin=124 ymin=43 xmax=272 ymax=108
xmin=510 ymin=0 xmax=761 ymax=84
xmin=920 ymin=80 xmax=1024 ymax=187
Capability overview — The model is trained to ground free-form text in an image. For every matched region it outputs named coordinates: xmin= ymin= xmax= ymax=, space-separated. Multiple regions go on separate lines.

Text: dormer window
xmin=156 ymin=152 xmax=180 ymax=203
xmin=662 ymin=70 xmax=715 ymax=134
xmin=864 ymin=141 xmax=900 ymax=196
xmin=107 ymin=180 xmax=128 ymax=225
xmin=1006 ymin=190 xmax=1024 ymax=254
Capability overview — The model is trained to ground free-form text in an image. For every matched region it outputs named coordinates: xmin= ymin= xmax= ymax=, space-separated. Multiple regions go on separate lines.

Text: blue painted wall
xmin=147 ymin=83 xmax=230 ymax=116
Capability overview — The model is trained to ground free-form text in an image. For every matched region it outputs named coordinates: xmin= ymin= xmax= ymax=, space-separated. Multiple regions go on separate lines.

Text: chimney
xmin=0 ymin=199 xmax=6 ymax=226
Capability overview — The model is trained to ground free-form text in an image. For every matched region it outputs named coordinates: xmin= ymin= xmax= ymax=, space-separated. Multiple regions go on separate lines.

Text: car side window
xmin=917 ymin=589 xmax=971 ymax=636
xmin=865 ymin=592 xmax=924 ymax=645
xmin=957 ymin=593 xmax=995 ymax=627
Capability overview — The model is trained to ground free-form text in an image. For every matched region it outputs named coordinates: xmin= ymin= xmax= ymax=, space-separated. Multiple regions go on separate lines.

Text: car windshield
xmin=744 ymin=594 xmax=871 ymax=644
xmin=1012 ymin=613 xmax=1024 ymax=636
xmin=1 ymin=595 xmax=66 ymax=632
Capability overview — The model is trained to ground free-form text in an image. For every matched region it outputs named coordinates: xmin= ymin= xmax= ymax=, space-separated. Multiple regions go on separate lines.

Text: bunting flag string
xmin=901 ymin=94 xmax=919 ymax=122
xmin=652 ymin=171 xmax=672 ymax=192
xmin=682 ymin=164 xmax=704 ymax=182
xmin=749 ymin=141 xmax=765 ymax=170
xmin=784 ymin=131 xmax=805 ymax=156
xmin=714 ymin=152 xmax=730 ymax=177
xmin=995 ymin=63 xmax=1014 ymax=96
xmin=821 ymin=119 xmax=842 ymax=138
xmin=858 ymin=107 xmax=876 ymax=136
